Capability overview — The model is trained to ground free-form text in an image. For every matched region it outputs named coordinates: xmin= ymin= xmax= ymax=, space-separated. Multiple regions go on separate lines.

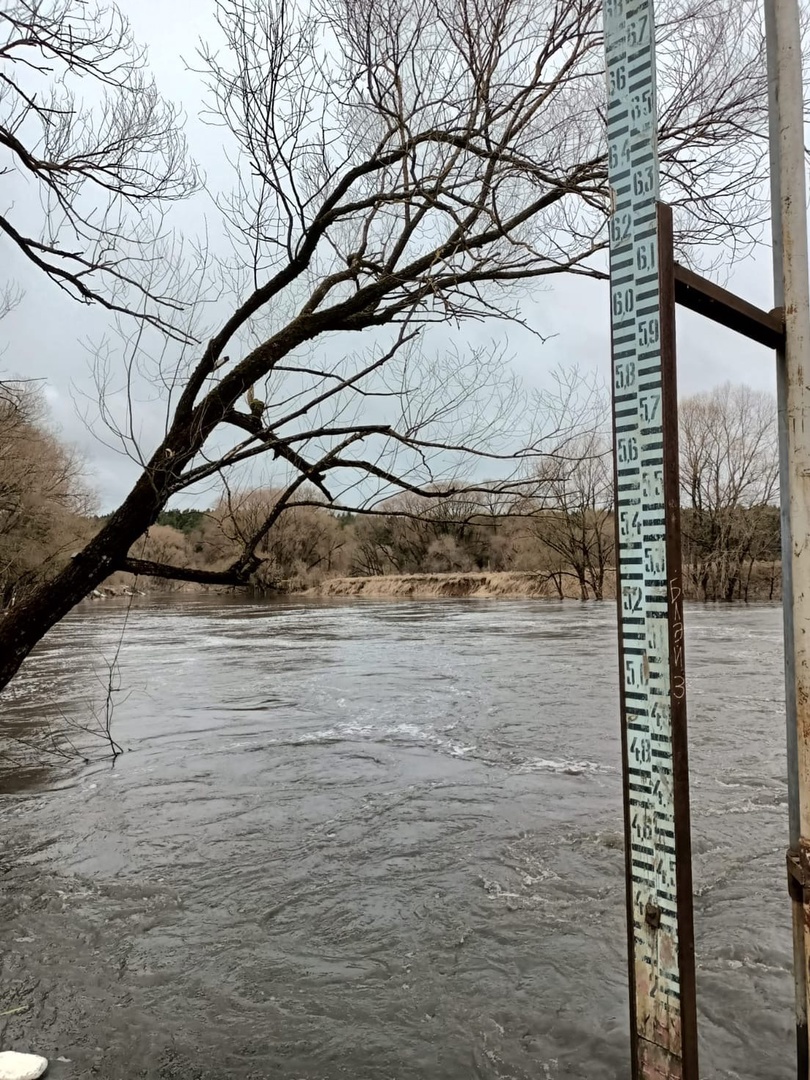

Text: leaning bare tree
xmin=0 ymin=0 xmax=775 ymax=692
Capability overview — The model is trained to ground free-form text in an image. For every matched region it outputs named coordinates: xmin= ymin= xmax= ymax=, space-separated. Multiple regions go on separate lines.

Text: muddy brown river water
xmin=0 ymin=598 xmax=795 ymax=1078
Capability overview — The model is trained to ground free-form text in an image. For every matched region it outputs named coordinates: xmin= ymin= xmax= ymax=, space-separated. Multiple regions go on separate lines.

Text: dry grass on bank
xmin=306 ymin=571 xmax=616 ymax=600
xmin=307 ymin=562 xmax=782 ymax=602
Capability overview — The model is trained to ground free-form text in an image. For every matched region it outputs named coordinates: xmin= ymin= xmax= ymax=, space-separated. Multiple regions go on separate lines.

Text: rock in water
xmin=0 ymin=1052 xmax=48 ymax=1080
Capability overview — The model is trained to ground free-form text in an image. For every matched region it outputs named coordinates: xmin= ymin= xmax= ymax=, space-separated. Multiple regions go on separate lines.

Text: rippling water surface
xmin=0 ymin=598 xmax=794 ymax=1078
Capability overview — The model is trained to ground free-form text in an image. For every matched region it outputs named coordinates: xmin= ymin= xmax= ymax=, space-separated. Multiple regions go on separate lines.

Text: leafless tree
xmin=0 ymin=281 xmax=23 ymax=321
xmin=0 ymin=381 xmax=92 ymax=608
xmin=350 ymin=487 xmax=491 ymax=575
xmin=519 ymin=431 xmax=614 ymax=600
xmin=117 ymin=523 xmax=197 ymax=592
xmin=199 ymin=487 xmax=348 ymax=587
xmin=679 ymin=383 xmax=779 ymax=601
xmin=1 ymin=0 xmax=196 ymax=325
xmin=0 ymin=0 xmax=780 ymax=693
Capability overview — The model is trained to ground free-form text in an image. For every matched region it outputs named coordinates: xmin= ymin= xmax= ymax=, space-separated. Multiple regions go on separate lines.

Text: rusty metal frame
xmin=602 ymin=4 xmax=791 ymax=1076
xmin=612 ymin=202 xmax=700 ymax=1080
xmin=611 ymin=202 xmax=788 ymax=1079
xmin=659 ymin=204 xmax=700 ymax=1080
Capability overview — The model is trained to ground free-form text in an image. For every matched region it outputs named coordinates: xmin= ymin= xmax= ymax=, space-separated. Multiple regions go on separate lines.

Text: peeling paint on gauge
xmin=602 ymin=1 xmax=699 ymax=1077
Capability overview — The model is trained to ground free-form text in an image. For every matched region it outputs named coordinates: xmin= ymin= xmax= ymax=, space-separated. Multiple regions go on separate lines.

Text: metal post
xmin=608 ymin=203 xmax=700 ymax=1080
xmin=765 ymin=0 xmax=810 ymax=1074
xmin=602 ymin=0 xmax=700 ymax=1073
xmin=658 ymin=202 xmax=700 ymax=1080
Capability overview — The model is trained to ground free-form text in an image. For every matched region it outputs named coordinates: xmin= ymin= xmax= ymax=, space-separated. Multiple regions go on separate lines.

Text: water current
xmin=0 ymin=598 xmax=794 ymax=1078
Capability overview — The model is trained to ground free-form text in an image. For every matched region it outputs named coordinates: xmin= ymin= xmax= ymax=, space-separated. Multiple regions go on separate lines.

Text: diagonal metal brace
xmin=674 ymin=263 xmax=786 ymax=351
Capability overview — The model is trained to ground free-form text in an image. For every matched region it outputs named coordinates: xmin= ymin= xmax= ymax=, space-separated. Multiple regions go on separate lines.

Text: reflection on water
xmin=0 ymin=597 xmax=794 ymax=1079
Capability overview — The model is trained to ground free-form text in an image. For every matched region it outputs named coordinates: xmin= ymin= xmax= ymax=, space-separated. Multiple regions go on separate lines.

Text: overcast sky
xmin=1 ymin=0 xmax=783 ymax=511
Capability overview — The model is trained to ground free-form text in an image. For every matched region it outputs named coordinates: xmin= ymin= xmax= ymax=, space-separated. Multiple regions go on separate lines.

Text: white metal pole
xmin=765 ymin=0 xmax=810 ymax=1072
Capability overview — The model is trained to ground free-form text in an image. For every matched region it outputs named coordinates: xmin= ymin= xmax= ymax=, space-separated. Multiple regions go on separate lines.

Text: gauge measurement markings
xmin=603 ymin=0 xmax=694 ymax=1073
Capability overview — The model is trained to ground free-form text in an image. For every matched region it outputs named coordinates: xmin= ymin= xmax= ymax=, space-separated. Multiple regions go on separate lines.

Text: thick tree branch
xmin=119 ymin=557 xmax=262 ymax=586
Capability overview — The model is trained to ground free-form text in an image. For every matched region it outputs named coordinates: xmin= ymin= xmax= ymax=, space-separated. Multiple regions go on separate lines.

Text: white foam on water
xmin=482 ymin=878 xmax=523 ymax=901
xmin=197 ymin=635 xmax=238 ymax=648
xmin=517 ymin=757 xmax=609 ymax=776
xmin=291 ymin=720 xmax=476 ymax=758
xmin=722 ymin=957 xmax=786 ymax=974
xmin=701 ymin=798 xmax=787 ymax=817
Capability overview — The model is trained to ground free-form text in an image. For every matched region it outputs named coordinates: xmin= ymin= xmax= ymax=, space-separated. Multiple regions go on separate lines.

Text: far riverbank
xmin=303 ymin=565 xmax=781 ymax=602
xmin=92 ymin=563 xmax=781 ymax=604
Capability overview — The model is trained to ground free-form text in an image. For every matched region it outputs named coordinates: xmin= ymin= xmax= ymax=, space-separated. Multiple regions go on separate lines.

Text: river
xmin=0 ymin=598 xmax=794 ymax=1078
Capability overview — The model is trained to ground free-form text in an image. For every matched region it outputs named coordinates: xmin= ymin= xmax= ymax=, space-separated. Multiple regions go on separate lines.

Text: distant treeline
xmin=136 ymin=490 xmax=781 ymax=603
xmin=0 ymin=382 xmax=781 ymax=607
xmin=156 ymin=509 xmax=207 ymax=535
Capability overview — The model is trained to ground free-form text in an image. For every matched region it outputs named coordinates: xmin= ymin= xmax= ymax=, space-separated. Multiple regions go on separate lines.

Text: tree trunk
xmin=550 ymin=570 xmax=564 ymax=599
xmin=0 ymin=318 xmax=318 ymax=693
xmin=0 ymin=470 xmax=166 ymax=692
xmin=593 ymin=572 xmax=604 ymax=601
xmin=743 ymin=556 xmax=755 ymax=603
xmin=576 ymin=568 xmax=588 ymax=601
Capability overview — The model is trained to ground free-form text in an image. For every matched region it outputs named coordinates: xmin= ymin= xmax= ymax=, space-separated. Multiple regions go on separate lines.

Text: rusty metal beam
xmin=673 ymin=263 xmax=786 ymax=351
xmin=659 ymin=205 xmax=700 ymax=1080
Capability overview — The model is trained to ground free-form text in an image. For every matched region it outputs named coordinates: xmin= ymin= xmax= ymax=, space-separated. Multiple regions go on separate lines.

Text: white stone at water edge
xmin=0 ymin=1052 xmax=48 ymax=1080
